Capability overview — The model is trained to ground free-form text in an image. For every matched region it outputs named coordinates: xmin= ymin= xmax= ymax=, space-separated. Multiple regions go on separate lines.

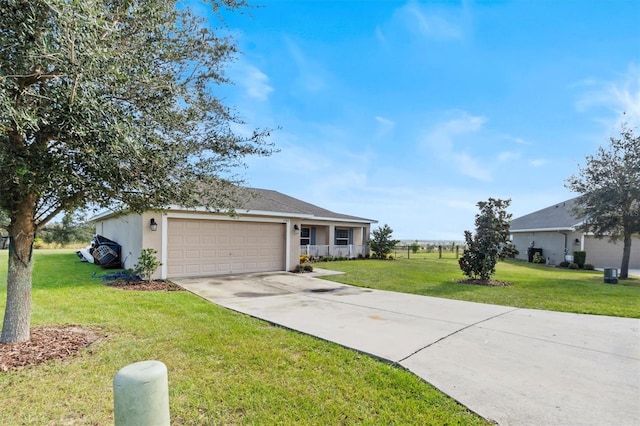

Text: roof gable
xmin=510 ymin=196 xmax=584 ymax=231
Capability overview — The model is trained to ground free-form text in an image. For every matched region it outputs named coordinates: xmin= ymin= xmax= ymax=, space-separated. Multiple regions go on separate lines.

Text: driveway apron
xmin=175 ymin=270 xmax=640 ymax=426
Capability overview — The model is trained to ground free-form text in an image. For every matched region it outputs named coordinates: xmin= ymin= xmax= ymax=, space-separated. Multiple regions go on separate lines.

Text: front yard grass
xmin=0 ymin=250 xmax=487 ymax=425
xmin=320 ymin=256 xmax=640 ymax=318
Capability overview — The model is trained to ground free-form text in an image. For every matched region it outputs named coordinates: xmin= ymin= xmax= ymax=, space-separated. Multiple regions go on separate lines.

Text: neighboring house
xmin=510 ymin=197 xmax=640 ymax=269
xmin=93 ymin=188 xmax=376 ymax=279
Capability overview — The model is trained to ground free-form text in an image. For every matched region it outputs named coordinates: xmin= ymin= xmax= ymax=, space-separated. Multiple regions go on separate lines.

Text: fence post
xmin=113 ymin=360 xmax=170 ymax=426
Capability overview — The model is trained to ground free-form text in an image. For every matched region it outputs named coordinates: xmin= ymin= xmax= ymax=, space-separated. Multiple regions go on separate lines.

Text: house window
xmin=300 ymin=227 xmax=311 ymax=246
xmin=335 ymin=228 xmax=349 ymax=245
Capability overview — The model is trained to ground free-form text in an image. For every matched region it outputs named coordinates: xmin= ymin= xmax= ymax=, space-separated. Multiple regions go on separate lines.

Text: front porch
xmin=300 ymin=244 xmax=368 ymax=259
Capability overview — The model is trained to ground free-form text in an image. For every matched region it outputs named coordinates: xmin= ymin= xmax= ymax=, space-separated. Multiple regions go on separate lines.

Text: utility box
xmin=604 ymin=268 xmax=618 ymax=284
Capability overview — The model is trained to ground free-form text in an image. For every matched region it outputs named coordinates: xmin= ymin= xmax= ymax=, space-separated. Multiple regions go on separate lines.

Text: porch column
xmin=328 ymin=226 xmax=335 ymax=256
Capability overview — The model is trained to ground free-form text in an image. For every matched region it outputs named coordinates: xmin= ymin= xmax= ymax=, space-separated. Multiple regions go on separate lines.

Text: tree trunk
xmin=1 ymin=198 xmax=36 ymax=343
xmin=620 ymin=231 xmax=631 ymax=280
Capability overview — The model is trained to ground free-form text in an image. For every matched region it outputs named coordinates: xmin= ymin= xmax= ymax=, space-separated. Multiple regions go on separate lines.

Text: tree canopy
xmin=459 ymin=198 xmax=517 ymax=281
xmin=565 ymin=124 xmax=640 ymax=279
xmin=0 ymin=0 xmax=274 ymax=342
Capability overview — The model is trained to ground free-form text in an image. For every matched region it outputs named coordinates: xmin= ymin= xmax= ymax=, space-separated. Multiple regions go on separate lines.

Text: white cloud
xmin=375 ymin=25 xmax=386 ymax=44
xmin=497 ymin=151 xmax=521 ymax=163
xmin=454 ymin=152 xmax=492 ymax=182
xmin=240 ymin=65 xmax=273 ymax=101
xmin=283 ymin=36 xmax=328 ymax=93
xmin=530 ymin=159 xmax=548 ymax=167
xmin=421 ymin=110 xmax=492 ymax=181
xmin=374 ymin=115 xmax=396 ymax=139
xmin=423 ymin=110 xmax=486 ymax=152
xmin=375 ymin=116 xmax=396 ymax=127
xmin=501 ymin=135 xmax=531 ymax=145
xmin=377 ymin=0 xmax=467 ymax=43
xmin=402 ymin=2 xmax=463 ymax=40
xmin=575 ymin=63 xmax=640 ymax=127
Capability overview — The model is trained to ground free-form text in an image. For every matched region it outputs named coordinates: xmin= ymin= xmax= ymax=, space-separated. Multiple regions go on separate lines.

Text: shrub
xmin=573 ymin=251 xmax=586 ymax=268
xmin=300 ymin=254 xmax=309 ymax=264
xmin=569 ymin=263 xmax=579 ymax=270
xmin=134 ymin=248 xmax=162 ymax=284
xmin=458 ymin=198 xmax=516 ymax=280
xmin=584 ymin=263 xmax=595 ymax=270
xmin=410 ymin=241 xmax=420 ymax=254
xmin=559 ymin=261 xmax=570 ymax=268
xmin=303 ymin=264 xmax=313 ymax=272
xmin=532 ymin=252 xmax=546 ymax=264
xmin=369 ymin=224 xmax=400 ymax=259
xmin=33 ymin=237 xmax=45 ymax=249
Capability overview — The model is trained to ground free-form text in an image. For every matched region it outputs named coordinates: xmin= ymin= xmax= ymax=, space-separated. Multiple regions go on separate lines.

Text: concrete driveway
xmin=175 ymin=270 xmax=640 ymax=426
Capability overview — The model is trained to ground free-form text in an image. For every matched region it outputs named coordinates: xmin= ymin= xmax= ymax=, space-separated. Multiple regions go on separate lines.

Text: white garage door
xmin=166 ymin=219 xmax=286 ymax=278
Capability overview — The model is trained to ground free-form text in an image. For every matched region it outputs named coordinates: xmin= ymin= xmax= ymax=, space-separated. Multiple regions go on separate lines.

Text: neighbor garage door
xmin=584 ymin=236 xmax=640 ymax=269
xmin=166 ymin=219 xmax=286 ymax=278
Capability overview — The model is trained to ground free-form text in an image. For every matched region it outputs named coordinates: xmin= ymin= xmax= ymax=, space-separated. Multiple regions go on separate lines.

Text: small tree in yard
xmin=134 ymin=249 xmax=162 ymax=284
xmin=370 ymin=224 xmax=400 ymax=259
xmin=459 ymin=198 xmax=517 ymax=281
xmin=565 ymin=124 xmax=640 ymax=279
xmin=410 ymin=240 xmax=420 ymax=254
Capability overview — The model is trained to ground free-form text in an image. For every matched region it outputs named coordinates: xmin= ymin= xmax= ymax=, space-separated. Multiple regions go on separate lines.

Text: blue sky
xmin=210 ymin=0 xmax=640 ymax=240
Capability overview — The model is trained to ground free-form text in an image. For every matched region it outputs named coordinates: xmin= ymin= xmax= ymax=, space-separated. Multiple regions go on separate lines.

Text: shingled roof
xmin=510 ymin=196 xmax=585 ymax=231
xmin=236 ymin=188 xmax=376 ymax=223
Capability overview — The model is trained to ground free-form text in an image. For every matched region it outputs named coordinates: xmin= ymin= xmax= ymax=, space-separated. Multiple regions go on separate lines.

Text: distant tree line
xmin=36 ymin=213 xmax=94 ymax=247
xmin=0 ymin=212 xmax=94 ymax=248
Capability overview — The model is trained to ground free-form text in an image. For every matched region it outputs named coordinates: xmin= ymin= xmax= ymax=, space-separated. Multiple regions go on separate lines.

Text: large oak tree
xmin=566 ymin=125 xmax=640 ymax=279
xmin=0 ymin=0 xmax=274 ymax=342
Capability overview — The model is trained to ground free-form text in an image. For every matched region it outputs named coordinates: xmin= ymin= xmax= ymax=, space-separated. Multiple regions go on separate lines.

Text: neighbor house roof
xmin=510 ymin=196 xmax=584 ymax=232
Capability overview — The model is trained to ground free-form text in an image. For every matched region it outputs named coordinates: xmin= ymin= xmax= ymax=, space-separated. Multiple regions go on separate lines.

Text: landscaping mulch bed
xmin=0 ymin=280 xmax=183 ymax=372
xmin=456 ymin=278 xmax=512 ymax=286
xmin=0 ymin=326 xmax=102 ymax=372
xmin=105 ymin=279 xmax=185 ymax=291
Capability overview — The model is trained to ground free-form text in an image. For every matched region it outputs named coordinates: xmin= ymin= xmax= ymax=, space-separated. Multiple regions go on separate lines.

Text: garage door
xmin=584 ymin=236 xmax=640 ymax=269
xmin=166 ymin=219 xmax=286 ymax=278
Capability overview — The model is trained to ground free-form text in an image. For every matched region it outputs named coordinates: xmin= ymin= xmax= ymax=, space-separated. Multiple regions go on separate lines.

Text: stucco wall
xmin=511 ymin=231 xmax=582 ymax=265
xmin=95 ymin=213 xmax=143 ymax=270
xmin=513 ymin=231 xmax=640 ymax=268
xmin=97 ymin=210 xmax=373 ymax=278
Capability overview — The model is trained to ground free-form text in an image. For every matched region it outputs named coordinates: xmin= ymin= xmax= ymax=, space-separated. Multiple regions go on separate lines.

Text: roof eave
xmin=93 ymin=205 xmax=377 ymax=224
xmin=510 ymin=226 xmax=578 ymax=233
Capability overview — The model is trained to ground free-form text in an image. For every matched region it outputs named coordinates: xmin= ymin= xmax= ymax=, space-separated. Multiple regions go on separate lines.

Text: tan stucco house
xmin=510 ymin=196 xmax=640 ymax=268
xmin=92 ymin=188 xmax=376 ymax=279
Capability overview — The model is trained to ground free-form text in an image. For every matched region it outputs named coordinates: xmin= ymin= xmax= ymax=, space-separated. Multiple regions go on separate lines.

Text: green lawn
xmin=320 ymin=255 xmax=640 ymax=318
xmin=0 ymin=250 xmax=487 ymax=425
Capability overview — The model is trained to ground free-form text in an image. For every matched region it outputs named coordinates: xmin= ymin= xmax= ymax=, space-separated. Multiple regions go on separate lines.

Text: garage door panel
xmin=167 ymin=219 xmax=285 ymax=278
xmin=168 ymin=235 xmax=184 ymax=244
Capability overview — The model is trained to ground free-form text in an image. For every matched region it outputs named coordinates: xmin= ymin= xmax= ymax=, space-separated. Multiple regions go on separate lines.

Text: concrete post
xmin=113 ymin=360 xmax=170 ymax=426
